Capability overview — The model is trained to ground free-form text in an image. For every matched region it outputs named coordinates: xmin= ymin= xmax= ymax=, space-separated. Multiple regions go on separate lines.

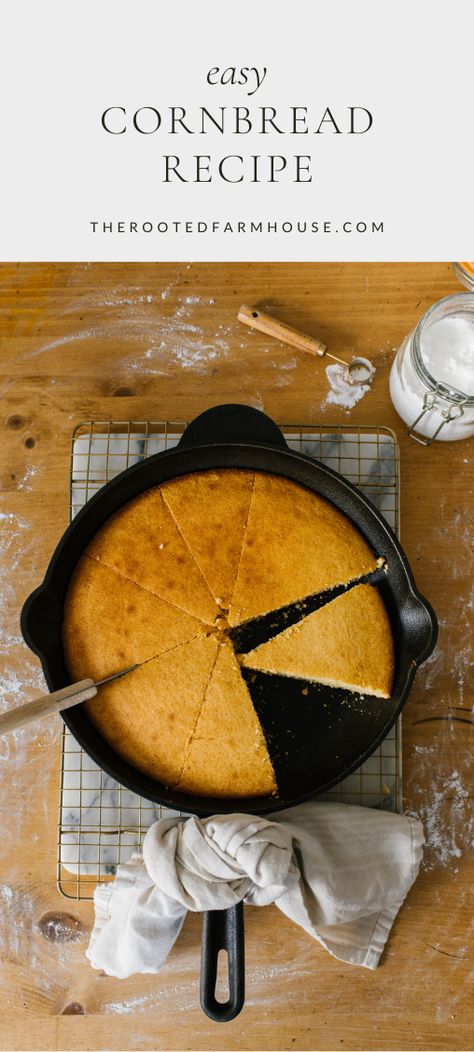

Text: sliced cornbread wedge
xmin=63 ymin=555 xmax=207 ymax=681
xmin=177 ymin=642 xmax=277 ymax=797
xmin=82 ymin=635 xmax=220 ymax=787
xmin=86 ymin=487 xmax=219 ymax=624
xmin=229 ymin=473 xmax=378 ymax=626
xmin=242 ymin=584 xmax=394 ymax=698
xmin=161 ymin=470 xmax=255 ymax=609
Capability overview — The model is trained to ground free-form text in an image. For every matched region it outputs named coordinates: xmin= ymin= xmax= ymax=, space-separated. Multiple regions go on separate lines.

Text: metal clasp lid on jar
xmin=407 ymin=385 xmax=469 ymax=446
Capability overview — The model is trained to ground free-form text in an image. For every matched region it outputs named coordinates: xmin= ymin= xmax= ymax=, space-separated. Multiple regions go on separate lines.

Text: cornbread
xmin=242 ymin=584 xmax=394 ymax=698
xmin=63 ymin=555 xmax=206 ymax=681
xmin=86 ymin=487 xmax=219 ymax=624
xmin=228 ymin=473 xmax=378 ymax=626
xmin=62 ymin=467 xmax=392 ymax=797
xmin=84 ymin=636 xmax=220 ymax=786
xmin=161 ymin=470 xmax=254 ymax=609
xmin=177 ymin=642 xmax=276 ymax=797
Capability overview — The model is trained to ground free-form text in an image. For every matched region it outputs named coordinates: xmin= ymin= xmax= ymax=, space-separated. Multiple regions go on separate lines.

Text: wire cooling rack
xmin=58 ymin=421 xmax=401 ymax=899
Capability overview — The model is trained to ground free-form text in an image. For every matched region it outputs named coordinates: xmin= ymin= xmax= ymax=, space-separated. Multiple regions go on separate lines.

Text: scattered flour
xmin=171 ymin=344 xmax=223 ymax=369
xmin=103 ymin=981 xmax=199 ymax=1015
xmin=25 ymin=328 xmax=107 ymax=359
xmin=0 ymin=494 xmax=67 ymax=1003
xmin=175 ymin=295 xmax=215 ymax=319
xmin=104 ymin=994 xmax=155 ymax=1015
xmin=0 ymin=512 xmax=32 ymax=649
xmin=16 ymin=464 xmax=39 ymax=492
xmin=54 ymin=283 xmax=158 ymax=314
xmin=413 ymin=769 xmax=472 ymax=870
xmin=0 ymin=505 xmax=53 ymax=797
xmin=270 ymin=356 xmax=298 ymax=386
xmin=25 ymin=291 xmax=226 ymax=377
xmin=113 ymin=292 xmax=153 ymax=306
xmin=183 ymin=295 xmax=215 ymax=306
xmin=249 ymin=391 xmax=265 ymax=411
xmin=324 ymin=363 xmax=373 ymax=410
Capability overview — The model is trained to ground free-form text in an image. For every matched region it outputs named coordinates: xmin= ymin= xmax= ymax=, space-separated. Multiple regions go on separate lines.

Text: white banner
xmin=0 ymin=0 xmax=472 ymax=261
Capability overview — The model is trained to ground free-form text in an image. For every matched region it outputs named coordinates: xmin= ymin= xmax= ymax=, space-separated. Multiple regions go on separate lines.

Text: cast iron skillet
xmin=21 ymin=404 xmax=437 ymax=1022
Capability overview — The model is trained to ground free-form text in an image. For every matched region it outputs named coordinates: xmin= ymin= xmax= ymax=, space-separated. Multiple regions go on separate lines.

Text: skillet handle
xmin=200 ymin=902 xmax=245 ymax=1022
xmin=178 ymin=404 xmax=288 ymax=450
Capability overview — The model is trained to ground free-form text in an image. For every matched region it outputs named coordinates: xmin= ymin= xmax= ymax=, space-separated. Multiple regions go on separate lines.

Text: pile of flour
xmin=325 ymin=363 xmax=374 ymax=409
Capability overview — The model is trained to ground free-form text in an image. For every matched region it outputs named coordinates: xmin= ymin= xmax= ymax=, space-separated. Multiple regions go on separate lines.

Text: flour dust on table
xmin=324 ymin=363 xmax=374 ymax=409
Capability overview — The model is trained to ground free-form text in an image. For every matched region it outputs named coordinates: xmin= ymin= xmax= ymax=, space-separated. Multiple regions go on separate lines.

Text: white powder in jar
xmin=421 ymin=317 xmax=474 ymax=395
xmin=389 ymin=312 xmax=474 ymax=441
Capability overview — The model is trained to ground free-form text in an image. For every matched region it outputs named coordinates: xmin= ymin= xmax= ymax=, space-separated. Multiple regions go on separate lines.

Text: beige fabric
xmin=87 ymin=804 xmax=425 ymax=978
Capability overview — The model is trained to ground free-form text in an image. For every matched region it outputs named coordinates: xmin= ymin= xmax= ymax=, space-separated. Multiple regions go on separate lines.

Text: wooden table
xmin=0 ymin=262 xmax=472 ymax=1052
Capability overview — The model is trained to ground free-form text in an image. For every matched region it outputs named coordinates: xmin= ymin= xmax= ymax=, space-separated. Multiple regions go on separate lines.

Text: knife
xmin=0 ymin=664 xmax=140 ymax=737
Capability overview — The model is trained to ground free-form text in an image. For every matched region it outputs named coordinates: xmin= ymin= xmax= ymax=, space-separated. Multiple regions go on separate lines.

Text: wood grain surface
xmin=0 ymin=262 xmax=472 ymax=1052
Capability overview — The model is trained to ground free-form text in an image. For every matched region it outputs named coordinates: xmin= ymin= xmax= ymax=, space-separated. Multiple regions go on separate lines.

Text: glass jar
xmin=389 ymin=293 xmax=474 ymax=444
xmin=453 ymin=262 xmax=474 ymax=292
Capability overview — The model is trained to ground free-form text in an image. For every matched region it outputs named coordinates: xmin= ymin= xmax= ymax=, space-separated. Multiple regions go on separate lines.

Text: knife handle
xmin=0 ymin=679 xmax=97 ymax=736
xmin=238 ymin=304 xmax=327 ymax=357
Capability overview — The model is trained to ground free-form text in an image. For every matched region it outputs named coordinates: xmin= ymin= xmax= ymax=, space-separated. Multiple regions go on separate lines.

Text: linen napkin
xmin=86 ymin=803 xmax=424 ymax=978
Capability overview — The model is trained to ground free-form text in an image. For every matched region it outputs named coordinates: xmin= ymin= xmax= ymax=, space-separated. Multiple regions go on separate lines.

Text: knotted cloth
xmin=86 ymin=803 xmax=424 ymax=978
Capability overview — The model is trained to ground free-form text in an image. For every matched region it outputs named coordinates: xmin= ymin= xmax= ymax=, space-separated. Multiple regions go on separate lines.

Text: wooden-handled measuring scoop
xmin=238 ymin=304 xmax=374 ymax=385
xmin=0 ymin=664 xmax=139 ymax=736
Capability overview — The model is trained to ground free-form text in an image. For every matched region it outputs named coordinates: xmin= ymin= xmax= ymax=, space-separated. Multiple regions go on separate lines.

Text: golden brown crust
xmin=242 ymin=584 xmax=394 ymax=698
xmin=84 ymin=636 xmax=220 ymax=786
xmin=177 ymin=642 xmax=276 ymax=797
xmin=85 ymin=487 xmax=219 ymax=624
xmin=161 ymin=470 xmax=255 ymax=609
xmin=228 ymin=473 xmax=378 ymax=626
xmin=63 ymin=555 xmax=206 ymax=682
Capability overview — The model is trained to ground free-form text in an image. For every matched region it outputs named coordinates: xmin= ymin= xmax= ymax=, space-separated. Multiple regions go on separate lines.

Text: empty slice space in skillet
xmin=243 ymin=670 xmax=394 ymax=799
xmin=229 ymin=562 xmax=386 ymax=654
